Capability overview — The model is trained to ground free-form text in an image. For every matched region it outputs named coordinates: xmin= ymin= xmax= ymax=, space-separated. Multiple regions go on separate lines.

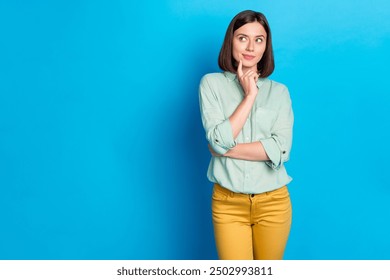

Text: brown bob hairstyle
xmin=218 ymin=10 xmax=274 ymax=77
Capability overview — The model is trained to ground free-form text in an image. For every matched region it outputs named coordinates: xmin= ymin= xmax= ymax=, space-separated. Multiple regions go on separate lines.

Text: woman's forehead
xmin=234 ymin=22 xmax=266 ymax=36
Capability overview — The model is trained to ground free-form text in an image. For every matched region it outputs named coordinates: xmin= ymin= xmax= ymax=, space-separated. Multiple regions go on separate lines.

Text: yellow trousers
xmin=212 ymin=183 xmax=292 ymax=260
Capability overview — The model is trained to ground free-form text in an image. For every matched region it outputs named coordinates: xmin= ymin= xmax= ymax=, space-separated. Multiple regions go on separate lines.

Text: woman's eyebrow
xmin=236 ymin=33 xmax=265 ymax=38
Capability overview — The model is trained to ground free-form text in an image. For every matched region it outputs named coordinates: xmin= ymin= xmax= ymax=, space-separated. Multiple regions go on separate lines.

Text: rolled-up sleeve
xmin=259 ymin=87 xmax=294 ymax=170
xmin=199 ymin=75 xmax=236 ymax=155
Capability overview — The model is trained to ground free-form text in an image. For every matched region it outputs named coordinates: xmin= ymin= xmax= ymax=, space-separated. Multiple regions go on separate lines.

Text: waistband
xmin=214 ymin=183 xmax=287 ymax=198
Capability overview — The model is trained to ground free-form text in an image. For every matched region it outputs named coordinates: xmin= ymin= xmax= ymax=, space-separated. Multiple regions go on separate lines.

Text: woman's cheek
xmin=232 ymin=51 xmax=240 ymax=64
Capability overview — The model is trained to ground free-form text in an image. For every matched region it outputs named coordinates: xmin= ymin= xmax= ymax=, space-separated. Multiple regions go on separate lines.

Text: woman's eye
xmin=239 ymin=36 xmax=247 ymax=42
xmin=256 ymin=38 xmax=263 ymax=43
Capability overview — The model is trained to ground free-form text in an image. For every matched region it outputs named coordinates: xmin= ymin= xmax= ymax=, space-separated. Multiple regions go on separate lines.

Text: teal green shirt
xmin=199 ymin=71 xmax=294 ymax=194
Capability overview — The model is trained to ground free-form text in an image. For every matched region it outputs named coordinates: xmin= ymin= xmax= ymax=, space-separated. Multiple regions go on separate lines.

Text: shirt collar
xmin=224 ymin=71 xmax=265 ymax=87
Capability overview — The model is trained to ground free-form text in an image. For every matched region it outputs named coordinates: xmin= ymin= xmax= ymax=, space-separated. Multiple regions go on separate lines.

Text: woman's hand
xmin=237 ymin=60 xmax=259 ymax=97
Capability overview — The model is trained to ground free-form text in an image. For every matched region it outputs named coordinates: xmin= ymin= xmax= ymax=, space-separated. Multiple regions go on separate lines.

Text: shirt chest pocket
xmin=253 ymin=107 xmax=278 ymax=138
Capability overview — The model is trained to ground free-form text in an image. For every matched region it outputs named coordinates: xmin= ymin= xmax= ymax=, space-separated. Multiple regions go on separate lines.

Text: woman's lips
xmin=242 ymin=54 xmax=256 ymax=60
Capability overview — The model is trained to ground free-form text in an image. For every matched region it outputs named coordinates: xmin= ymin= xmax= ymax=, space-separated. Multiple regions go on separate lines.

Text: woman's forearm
xmin=229 ymin=61 xmax=259 ymax=139
xmin=224 ymin=142 xmax=269 ymax=161
xmin=229 ymin=94 xmax=257 ymax=139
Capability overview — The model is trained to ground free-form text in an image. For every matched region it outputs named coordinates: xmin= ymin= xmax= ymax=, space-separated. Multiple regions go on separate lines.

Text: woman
xmin=199 ymin=10 xmax=294 ymax=260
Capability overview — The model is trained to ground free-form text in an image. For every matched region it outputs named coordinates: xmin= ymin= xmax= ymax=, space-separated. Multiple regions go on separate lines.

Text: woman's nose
xmin=246 ymin=40 xmax=254 ymax=51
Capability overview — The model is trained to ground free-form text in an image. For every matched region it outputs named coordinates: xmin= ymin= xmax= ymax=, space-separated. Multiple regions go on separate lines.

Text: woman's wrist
xmin=243 ymin=92 xmax=257 ymax=102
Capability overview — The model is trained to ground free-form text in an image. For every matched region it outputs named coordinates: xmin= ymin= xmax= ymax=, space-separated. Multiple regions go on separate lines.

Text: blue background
xmin=0 ymin=0 xmax=389 ymax=260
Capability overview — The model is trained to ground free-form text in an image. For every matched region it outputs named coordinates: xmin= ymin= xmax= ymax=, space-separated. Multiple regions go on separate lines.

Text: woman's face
xmin=232 ymin=21 xmax=267 ymax=73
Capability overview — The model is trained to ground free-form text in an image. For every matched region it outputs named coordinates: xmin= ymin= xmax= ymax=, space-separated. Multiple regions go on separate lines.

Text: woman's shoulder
xmin=200 ymin=72 xmax=228 ymax=83
xmin=262 ymin=78 xmax=290 ymax=97
xmin=259 ymin=79 xmax=291 ymax=104
xmin=265 ymin=78 xmax=288 ymax=91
